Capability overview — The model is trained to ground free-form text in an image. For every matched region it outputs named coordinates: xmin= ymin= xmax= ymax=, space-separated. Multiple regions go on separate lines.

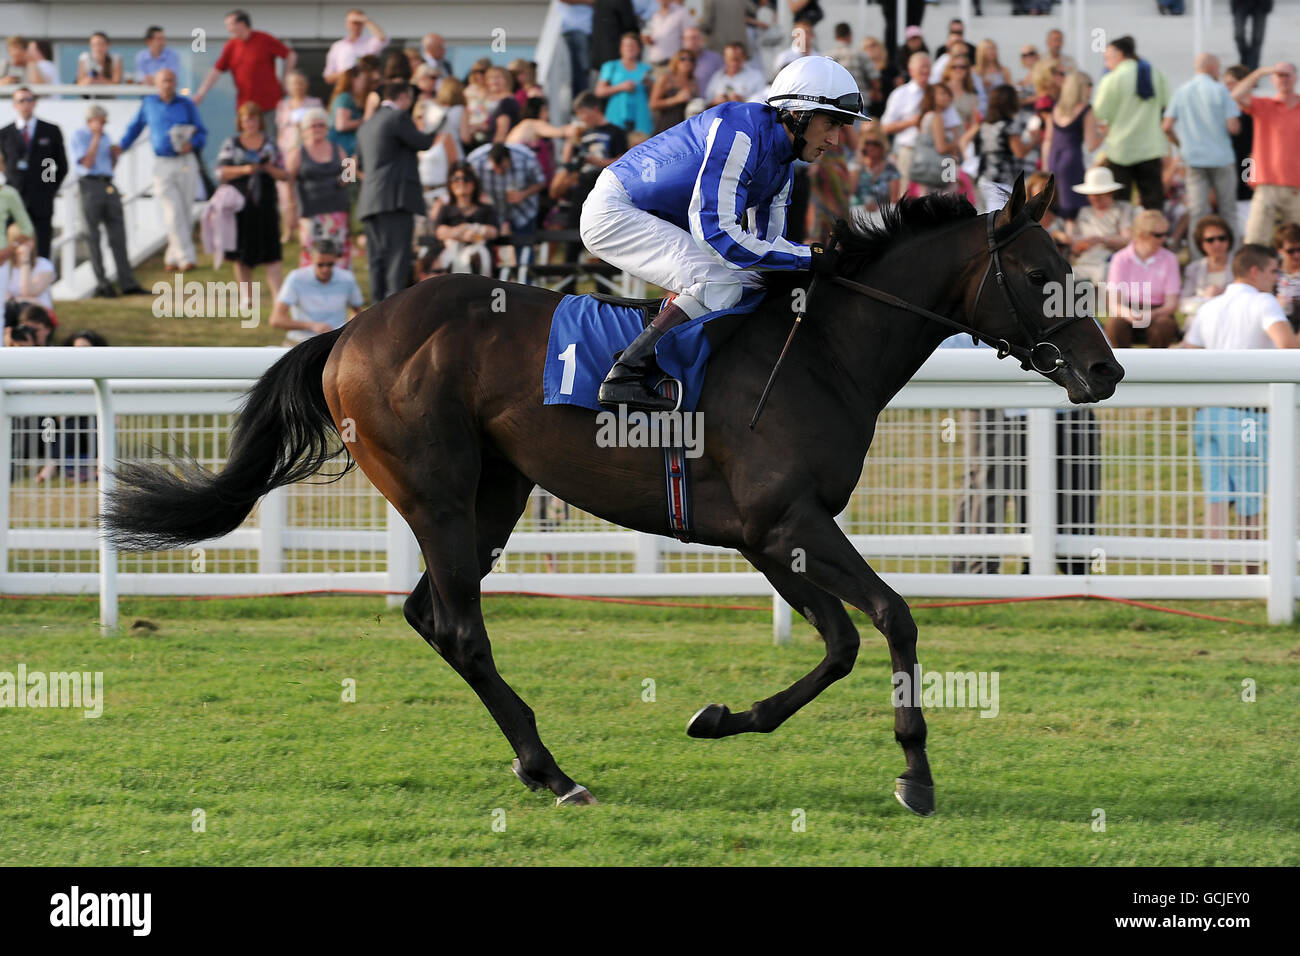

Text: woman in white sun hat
xmin=1070 ymin=165 xmax=1134 ymax=286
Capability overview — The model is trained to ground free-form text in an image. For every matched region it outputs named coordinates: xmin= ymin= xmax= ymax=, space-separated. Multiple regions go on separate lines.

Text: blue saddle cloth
xmin=542 ymin=288 xmax=766 ymax=412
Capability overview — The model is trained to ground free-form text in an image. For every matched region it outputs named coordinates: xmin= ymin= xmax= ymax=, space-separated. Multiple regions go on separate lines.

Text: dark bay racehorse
xmin=104 ymin=175 xmax=1122 ymax=814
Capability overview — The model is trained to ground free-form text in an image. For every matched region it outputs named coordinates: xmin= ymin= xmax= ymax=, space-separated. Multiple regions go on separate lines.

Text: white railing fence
xmin=1 ymin=348 xmax=1297 ymax=634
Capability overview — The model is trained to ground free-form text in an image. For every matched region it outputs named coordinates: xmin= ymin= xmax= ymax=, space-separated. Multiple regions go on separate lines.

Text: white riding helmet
xmin=766 ymin=56 xmax=871 ymax=123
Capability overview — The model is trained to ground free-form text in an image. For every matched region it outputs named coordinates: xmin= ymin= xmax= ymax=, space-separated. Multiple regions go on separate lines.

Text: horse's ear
xmin=996 ymin=172 xmax=1027 ymax=228
xmin=1025 ymin=174 xmax=1055 ymax=223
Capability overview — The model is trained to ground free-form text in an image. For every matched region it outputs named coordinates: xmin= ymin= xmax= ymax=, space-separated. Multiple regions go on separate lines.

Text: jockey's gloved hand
xmin=809 ymin=242 xmax=839 ymax=277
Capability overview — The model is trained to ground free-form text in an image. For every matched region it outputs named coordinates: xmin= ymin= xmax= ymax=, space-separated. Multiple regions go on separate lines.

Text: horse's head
xmin=969 ymin=174 xmax=1124 ymax=403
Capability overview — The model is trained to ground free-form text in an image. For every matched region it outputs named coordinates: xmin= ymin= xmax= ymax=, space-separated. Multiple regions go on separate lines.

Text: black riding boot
xmin=597 ymin=302 xmax=690 ymax=411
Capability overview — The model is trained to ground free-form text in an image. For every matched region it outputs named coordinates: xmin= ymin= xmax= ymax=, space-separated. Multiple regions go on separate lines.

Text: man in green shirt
xmin=1092 ymin=35 xmax=1170 ymax=211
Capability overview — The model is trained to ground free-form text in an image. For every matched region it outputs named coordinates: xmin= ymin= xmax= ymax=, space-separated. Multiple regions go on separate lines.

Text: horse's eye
xmin=1027 ymin=271 xmax=1048 ymax=286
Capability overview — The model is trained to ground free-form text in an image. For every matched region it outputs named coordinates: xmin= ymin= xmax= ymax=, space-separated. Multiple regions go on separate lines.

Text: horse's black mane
xmin=833 ymin=192 xmax=978 ymax=272
xmin=765 ymin=192 xmax=978 ymax=297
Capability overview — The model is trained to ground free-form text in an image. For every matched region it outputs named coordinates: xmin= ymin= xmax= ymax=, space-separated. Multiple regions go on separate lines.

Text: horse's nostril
xmin=1091 ymin=360 xmax=1125 ymax=384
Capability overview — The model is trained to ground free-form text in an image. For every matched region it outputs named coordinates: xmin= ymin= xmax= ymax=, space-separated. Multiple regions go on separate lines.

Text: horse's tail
xmin=102 ymin=328 xmax=354 ymax=551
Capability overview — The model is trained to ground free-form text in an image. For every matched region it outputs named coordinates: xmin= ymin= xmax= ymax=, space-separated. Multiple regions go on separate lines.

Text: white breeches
xmin=579 ymin=167 xmax=764 ymax=319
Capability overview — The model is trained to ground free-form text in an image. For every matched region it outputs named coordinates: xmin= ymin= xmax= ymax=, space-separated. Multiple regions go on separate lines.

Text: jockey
xmin=580 ymin=55 xmax=871 ymax=411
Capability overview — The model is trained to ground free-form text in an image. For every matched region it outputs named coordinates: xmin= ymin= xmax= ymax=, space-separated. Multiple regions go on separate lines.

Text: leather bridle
xmin=827 ymin=211 xmax=1091 ymax=376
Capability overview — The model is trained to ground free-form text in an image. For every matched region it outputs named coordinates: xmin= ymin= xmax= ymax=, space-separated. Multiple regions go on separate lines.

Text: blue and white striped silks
xmin=607 ymin=101 xmax=812 ymax=273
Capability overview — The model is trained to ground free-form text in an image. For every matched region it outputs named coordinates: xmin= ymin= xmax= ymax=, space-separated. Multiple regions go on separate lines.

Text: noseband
xmin=829 ymin=211 xmax=1090 ymax=376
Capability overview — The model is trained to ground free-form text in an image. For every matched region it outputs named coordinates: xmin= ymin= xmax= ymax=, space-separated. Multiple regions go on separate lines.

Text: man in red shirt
xmin=1232 ymin=61 xmax=1300 ymax=244
xmin=193 ymin=9 xmax=296 ymax=114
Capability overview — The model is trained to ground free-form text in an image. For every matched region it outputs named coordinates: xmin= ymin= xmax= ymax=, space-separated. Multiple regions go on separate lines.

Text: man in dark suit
xmin=590 ymin=0 xmax=638 ymax=80
xmin=876 ymin=0 xmax=927 ymax=70
xmin=0 ymin=87 xmax=68 ymax=259
xmin=356 ymin=81 xmax=436 ymax=303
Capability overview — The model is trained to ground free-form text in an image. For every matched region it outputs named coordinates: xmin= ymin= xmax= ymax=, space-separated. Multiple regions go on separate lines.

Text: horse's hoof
xmin=556 ymin=784 xmax=597 ymax=807
xmin=894 ymin=777 xmax=935 ymax=817
xmin=686 ymin=703 xmax=730 ymax=739
xmin=511 ymin=758 xmax=546 ymax=792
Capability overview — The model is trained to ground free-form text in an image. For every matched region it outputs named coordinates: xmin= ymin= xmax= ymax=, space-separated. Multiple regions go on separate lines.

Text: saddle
xmin=588 ymin=291 xmax=667 ymax=328
xmin=587 ymin=291 xmax=750 ymax=346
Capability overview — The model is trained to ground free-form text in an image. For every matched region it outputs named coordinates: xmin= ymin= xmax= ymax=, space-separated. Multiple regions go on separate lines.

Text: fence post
xmin=1267 ymin=382 xmax=1297 ymax=624
xmin=634 ymin=531 xmax=658 ymax=574
xmin=1027 ymin=409 xmax=1056 ymax=576
xmin=258 ymin=486 xmax=285 ymax=575
xmin=773 ymin=591 xmax=791 ymax=646
xmin=92 ymin=379 xmax=118 ymax=632
xmin=386 ymin=500 xmax=420 ymax=608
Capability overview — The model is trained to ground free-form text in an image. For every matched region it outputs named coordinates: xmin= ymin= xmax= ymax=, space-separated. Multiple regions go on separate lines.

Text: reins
xmin=748 ymin=210 xmax=1089 ymax=430
xmin=829 ymin=212 xmax=1086 ymax=375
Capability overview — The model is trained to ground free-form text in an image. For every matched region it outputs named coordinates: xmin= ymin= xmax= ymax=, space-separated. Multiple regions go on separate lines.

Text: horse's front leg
xmin=686 ymin=547 xmax=861 ymax=738
xmin=733 ymin=504 xmax=934 ymax=815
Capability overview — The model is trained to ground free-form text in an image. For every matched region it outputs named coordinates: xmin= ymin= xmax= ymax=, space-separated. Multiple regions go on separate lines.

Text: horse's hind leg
xmin=687 ymin=549 xmax=860 ymax=738
xmin=401 ymin=458 xmax=594 ymax=805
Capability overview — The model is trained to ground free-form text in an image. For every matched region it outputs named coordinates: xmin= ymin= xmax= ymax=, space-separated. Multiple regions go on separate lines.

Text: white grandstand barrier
xmin=0 ymin=87 xmax=186 ymax=301
xmin=536 ymin=0 xmax=572 ymax=124
xmin=1 ymin=348 xmax=1297 ymax=633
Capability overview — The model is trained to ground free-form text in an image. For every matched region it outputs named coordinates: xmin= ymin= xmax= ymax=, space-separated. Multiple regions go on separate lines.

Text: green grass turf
xmin=0 ymin=594 xmax=1295 ymax=865
xmin=49 ymin=236 xmax=603 ymax=347
xmin=52 ymin=241 xmax=308 ymax=347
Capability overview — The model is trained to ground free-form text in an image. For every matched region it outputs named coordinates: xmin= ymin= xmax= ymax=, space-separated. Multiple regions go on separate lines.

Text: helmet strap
xmin=780 ymin=109 xmax=812 ymax=160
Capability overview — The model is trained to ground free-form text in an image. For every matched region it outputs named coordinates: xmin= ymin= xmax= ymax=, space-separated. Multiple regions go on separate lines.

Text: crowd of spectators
xmin=0 ymin=2 xmax=1295 ymax=363
xmin=858 ymin=12 xmax=1300 ymax=358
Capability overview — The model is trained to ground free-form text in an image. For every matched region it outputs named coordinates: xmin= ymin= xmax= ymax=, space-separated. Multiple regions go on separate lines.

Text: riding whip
xmin=748 ymin=234 xmax=837 ymax=430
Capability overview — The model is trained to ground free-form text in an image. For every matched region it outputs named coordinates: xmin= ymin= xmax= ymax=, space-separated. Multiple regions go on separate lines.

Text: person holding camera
xmin=549 ymin=92 xmax=629 ymax=236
